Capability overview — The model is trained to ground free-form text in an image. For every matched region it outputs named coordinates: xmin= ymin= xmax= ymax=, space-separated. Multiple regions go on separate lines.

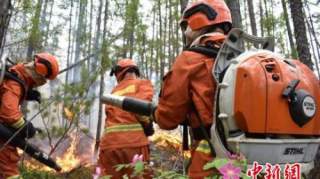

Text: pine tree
xmin=0 ymin=0 xmax=11 ymax=51
xmin=247 ymin=0 xmax=258 ymax=41
xmin=226 ymin=0 xmax=243 ymax=28
xmin=281 ymin=0 xmax=296 ymax=57
xmin=26 ymin=0 xmax=43 ymax=60
xmin=289 ymin=0 xmax=313 ymax=69
xmin=180 ymin=0 xmax=188 ymax=13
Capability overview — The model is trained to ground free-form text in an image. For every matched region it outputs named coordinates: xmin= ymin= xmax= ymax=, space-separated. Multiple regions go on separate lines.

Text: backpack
xmin=184 ymin=28 xmax=273 ymax=156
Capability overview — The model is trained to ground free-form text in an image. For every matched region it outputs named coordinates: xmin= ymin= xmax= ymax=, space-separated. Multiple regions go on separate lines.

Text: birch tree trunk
xmin=95 ymin=0 xmax=109 ymax=156
xmin=73 ymin=0 xmax=86 ymax=82
xmin=66 ymin=0 xmax=74 ymax=85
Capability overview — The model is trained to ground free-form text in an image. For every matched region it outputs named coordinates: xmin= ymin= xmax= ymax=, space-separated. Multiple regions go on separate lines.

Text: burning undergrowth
xmin=19 ymin=127 xmax=189 ymax=177
xmin=20 ymin=130 xmax=95 ymax=174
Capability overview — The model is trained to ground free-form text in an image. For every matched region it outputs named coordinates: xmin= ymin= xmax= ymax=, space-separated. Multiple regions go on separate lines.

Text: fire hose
xmin=0 ymin=123 xmax=61 ymax=171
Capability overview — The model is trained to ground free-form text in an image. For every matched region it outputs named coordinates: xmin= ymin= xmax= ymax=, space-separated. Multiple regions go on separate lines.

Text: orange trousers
xmin=0 ymin=142 xmax=20 ymax=178
xmin=188 ymin=140 xmax=217 ymax=179
xmin=98 ymin=145 xmax=151 ymax=179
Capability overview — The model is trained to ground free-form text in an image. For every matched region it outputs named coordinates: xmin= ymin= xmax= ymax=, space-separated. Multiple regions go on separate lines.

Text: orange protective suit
xmin=0 ymin=64 xmax=34 ymax=178
xmin=99 ymin=76 xmax=154 ymax=178
xmin=155 ymin=33 xmax=225 ymax=179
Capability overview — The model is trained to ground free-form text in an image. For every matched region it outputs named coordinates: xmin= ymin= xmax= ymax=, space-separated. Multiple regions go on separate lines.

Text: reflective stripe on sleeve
xmin=104 ymin=123 xmax=143 ymax=134
xmin=11 ymin=117 xmax=25 ymax=128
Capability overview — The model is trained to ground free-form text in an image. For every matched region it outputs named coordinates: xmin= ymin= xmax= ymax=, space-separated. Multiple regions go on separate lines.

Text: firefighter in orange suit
xmin=0 ymin=53 xmax=59 ymax=178
xmin=153 ymin=0 xmax=232 ymax=178
xmin=99 ymin=59 xmax=154 ymax=178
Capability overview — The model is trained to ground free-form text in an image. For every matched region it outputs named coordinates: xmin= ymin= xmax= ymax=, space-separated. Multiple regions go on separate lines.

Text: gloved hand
xmin=143 ymin=121 xmax=155 ymax=137
xmin=26 ymin=89 xmax=41 ymax=103
xmin=137 ymin=115 xmax=155 ymax=136
xmin=17 ymin=121 xmax=37 ymax=139
xmin=149 ymin=106 xmax=157 ymax=123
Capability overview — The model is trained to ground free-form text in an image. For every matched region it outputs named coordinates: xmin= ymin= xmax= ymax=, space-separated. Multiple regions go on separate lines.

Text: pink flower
xmin=93 ymin=166 xmax=101 ymax=179
xmin=218 ymin=163 xmax=241 ymax=179
xmin=131 ymin=154 xmax=143 ymax=165
xmin=226 ymin=152 xmax=239 ymax=160
xmin=226 ymin=152 xmax=246 ymax=161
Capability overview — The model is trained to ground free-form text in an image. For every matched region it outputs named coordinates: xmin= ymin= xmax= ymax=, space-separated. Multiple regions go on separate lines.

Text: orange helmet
xmin=110 ymin=58 xmax=140 ymax=79
xmin=180 ymin=0 xmax=232 ymax=32
xmin=34 ymin=52 xmax=59 ymax=80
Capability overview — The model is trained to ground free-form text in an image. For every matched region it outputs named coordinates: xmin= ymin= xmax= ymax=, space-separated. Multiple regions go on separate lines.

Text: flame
xmin=56 ymin=133 xmax=81 ymax=172
xmin=20 ymin=132 xmax=95 ymax=173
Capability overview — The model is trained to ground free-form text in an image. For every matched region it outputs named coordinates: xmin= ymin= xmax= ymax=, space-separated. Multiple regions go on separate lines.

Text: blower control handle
xmin=282 ymin=79 xmax=316 ymax=127
xmin=282 ymin=79 xmax=300 ymax=99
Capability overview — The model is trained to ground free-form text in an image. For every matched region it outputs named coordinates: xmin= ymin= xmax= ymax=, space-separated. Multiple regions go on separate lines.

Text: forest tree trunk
xmin=226 ymin=0 xmax=242 ymax=29
xmin=0 ymin=0 xmax=11 ymax=53
xmin=289 ymin=0 xmax=313 ymax=69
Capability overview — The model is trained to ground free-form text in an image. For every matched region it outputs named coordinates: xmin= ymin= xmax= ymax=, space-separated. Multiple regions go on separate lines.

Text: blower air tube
xmin=101 ymin=94 xmax=156 ymax=116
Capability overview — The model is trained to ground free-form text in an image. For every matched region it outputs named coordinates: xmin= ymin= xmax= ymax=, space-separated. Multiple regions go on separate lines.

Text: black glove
xmin=26 ymin=89 xmax=41 ymax=103
xmin=18 ymin=122 xmax=36 ymax=139
xmin=143 ymin=121 xmax=155 ymax=137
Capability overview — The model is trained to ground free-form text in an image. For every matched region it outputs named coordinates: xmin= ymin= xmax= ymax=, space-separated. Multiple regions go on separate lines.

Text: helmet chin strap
xmin=183 ymin=26 xmax=210 ymax=49
xmin=115 ymin=68 xmax=129 ymax=82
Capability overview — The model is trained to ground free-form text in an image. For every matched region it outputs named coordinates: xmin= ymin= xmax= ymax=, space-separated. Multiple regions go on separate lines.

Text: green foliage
xmin=28 ymin=0 xmax=44 ymax=57
xmin=21 ymin=0 xmax=33 ymax=13
xmin=20 ymin=166 xmax=56 ymax=179
xmin=18 ymin=153 xmax=250 ymax=179
xmin=101 ymin=40 xmax=112 ymax=72
xmin=20 ymin=166 xmax=92 ymax=179
xmin=262 ymin=15 xmax=275 ymax=37
xmin=203 ymin=154 xmax=248 ymax=179
xmin=154 ymin=170 xmax=187 ymax=179
xmin=203 ymin=158 xmax=228 ymax=170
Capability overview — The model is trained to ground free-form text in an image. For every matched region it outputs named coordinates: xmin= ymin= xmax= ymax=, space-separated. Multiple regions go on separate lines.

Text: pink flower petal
xmin=218 ymin=163 xmax=241 ymax=179
xmin=132 ymin=154 xmax=139 ymax=164
xmin=96 ymin=167 xmax=101 ymax=175
xmin=138 ymin=154 xmax=143 ymax=161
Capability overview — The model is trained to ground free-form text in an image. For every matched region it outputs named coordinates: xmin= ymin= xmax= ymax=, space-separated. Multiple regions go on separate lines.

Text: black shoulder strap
xmin=190 ymin=103 xmax=216 ymax=157
xmin=185 ymin=46 xmax=220 ymax=58
xmin=3 ymin=71 xmax=27 ymax=101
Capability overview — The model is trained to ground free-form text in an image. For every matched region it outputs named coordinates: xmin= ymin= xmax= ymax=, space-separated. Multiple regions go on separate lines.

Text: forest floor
xmin=19 ymin=128 xmax=187 ymax=178
xmin=18 ymin=128 xmax=320 ymax=179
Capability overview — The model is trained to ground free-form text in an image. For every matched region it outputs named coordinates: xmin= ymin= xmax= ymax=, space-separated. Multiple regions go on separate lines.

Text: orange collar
xmin=9 ymin=64 xmax=35 ymax=87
